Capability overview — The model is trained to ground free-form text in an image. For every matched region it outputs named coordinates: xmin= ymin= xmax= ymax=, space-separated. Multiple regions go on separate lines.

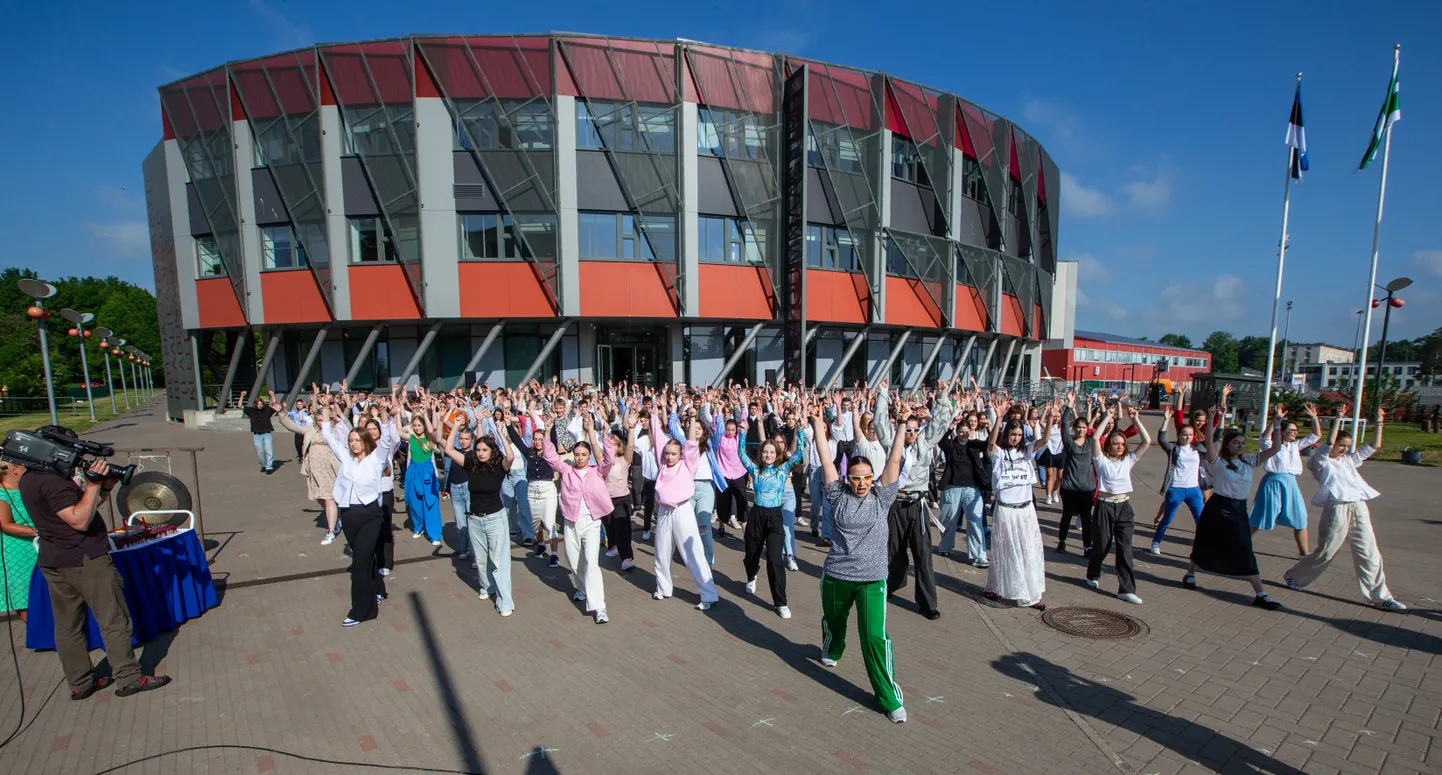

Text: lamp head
xmin=59 ymin=309 xmax=94 ymax=324
xmin=16 ymin=279 xmax=56 ymax=299
xmin=94 ymin=327 xmax=113 ymax=338
xmin=1385 ymin=277 xmax=1412 ymax=293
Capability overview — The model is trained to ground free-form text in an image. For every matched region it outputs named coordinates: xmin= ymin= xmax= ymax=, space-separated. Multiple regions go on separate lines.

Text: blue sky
xmin=2 ymin=1 xmax=1439 ymax=346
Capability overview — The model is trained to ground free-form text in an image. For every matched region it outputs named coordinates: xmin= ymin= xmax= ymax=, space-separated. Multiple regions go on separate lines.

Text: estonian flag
xmin=1286 ymin=81 xmax=1309 ymax=181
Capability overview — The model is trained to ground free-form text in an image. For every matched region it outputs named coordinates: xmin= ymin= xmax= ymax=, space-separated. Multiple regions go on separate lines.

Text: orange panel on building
xmin=883 ymin=276 xmax=942 ymax=328
xmin=260 ymin=270 xmax=331 ymax=324
xmin=1000 ymin=294 xmax=1025 ymax=337
xmin=953 ymin=285 xmax=987 ymax=332
xmin=348 ymin=264 xmax=422 ymax=320
xmin=805 ymin=271 xmax=868 ymax=324
xmin=458 ymin=262 xmax=555 ymax=318
xmin=195 ymin=278 xmax=247 ymax=328
xmin=1033 ymin=304 xmax=1045 ymax=341
xmin=698 ymin=264 xmax=774 ymax=319
xmin=578 ymin=262 xmax=678 ymax=318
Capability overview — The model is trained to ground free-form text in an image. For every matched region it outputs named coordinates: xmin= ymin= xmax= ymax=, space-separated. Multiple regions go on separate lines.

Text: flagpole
xmin=1352 ymin=46 xmax=1400 ymax=432
xmin=1260 ymin=72 xmax=1302 ymax=429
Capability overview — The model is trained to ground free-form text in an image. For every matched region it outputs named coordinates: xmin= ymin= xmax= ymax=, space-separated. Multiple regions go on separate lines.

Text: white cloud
xmin=85 ymin=221 xmax=151 ymax=259
xmin=1156 ymin=274 xmax=1246 ymax=325
xmin=249 ymin=0 xmax=312 ymax=49
xmin=1413 ymin=250 xmax=1442 ymax=277
xmin=1071 ymin=252 xmax=1113 ymax=283
xmin=1023 ymin=99 xmax=1079 ymax=141
xmin=1121 ymin=157 xmax=1175 ymax=214
xmin=1060 ymin=172 xmax=1117 ymax=219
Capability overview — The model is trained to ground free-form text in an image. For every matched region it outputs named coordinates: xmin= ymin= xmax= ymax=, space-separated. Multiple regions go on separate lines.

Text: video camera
xmin=0 ymin=427 xmax=137 ymax=485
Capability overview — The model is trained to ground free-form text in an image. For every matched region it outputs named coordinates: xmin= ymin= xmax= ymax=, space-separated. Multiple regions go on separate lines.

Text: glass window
xmin=891 ymin=136 xmax=929 ymax=186
xmin=806 ymin=224 xmax=822 ymax=268
xmin=459 ymin=214 xmax=502 ymax=259
xmin=697 ymin=108 xmax=769 ymax=160
xmin=581 ymin=212 xmax=675 ymax=261
xmin=699 ymin=216 xmax=767 ymax=265
xmin=577 ymin=101 xmax=676 ymax=154
xmin=807 ymin=122 xmax=865 ymax=174
xmin=961 ymin=155 xmax=988 ymax=203
xmin=195 ymin=235 xmax=225 ymax=277
xmin=698 ymin=109 xmax=723 ymax=156
xmin=349 ymin=217 xmax=398 ymax=263
xmin=454 ymin=100 xmax=554 ymax=151
xmin=458 ymin=212 xmax=557 ymax=260
xmin=343 ymin=106 xmax=415 ymax=156
xmin=261 ymin=225 xmax=307 ymax=269
xmin=700 ymin=216 xmax=726 ymax=262
xmin=579 ymin=213 xmax=618 ymax=259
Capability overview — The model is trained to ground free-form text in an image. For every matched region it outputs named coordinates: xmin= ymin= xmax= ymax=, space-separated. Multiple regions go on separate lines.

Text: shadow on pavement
xmin=409 ymin=592 xmax=488 ymax=775
xmin=992 ymin=651 xmax=1299 ymax=774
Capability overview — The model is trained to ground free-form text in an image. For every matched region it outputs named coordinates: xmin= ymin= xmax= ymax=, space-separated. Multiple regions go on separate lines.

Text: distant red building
xmin=1042 ymin=330 xmax=1211 ymax=392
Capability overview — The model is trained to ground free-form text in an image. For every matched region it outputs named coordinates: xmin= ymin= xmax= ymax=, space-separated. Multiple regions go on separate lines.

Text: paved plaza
xmin=1 ymin=401 xmax=1440 ymax=775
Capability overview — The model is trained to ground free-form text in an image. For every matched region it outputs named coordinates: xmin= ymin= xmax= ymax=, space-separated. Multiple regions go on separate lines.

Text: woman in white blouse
xmin=1283 ymin=408 xmax=1405 ymax=611
xmin=1183 ymin=405 xmax=1284 ymax=610
xmin=1249 ymin=404 xmax=1322 ymax=556
xmin=319 ymin=401 xmax=398 ymax=626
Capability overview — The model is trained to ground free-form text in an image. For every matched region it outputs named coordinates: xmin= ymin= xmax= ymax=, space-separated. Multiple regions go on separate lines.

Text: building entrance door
xmin=597 ymin=327 xmax=666 ymax=389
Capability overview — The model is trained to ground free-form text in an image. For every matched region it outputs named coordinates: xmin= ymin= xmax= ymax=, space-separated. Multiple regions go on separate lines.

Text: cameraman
xmin=19 ymin=426 xmax=171 ymax=700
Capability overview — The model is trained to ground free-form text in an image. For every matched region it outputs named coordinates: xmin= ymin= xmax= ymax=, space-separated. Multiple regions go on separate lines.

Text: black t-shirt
xmin=463 ymin=452 xmax=506 ymax=516
xmin=20 ymin=470 xmax=109 ymax=569
xmin=447 ymin=448 xmax=470 ymax=489
xmin=243 ymin=405 xmax=277 ymax=434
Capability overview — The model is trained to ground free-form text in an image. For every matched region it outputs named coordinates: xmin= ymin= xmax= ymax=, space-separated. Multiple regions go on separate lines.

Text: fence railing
xmin=0 ymin=395 xmax=123 ymax=418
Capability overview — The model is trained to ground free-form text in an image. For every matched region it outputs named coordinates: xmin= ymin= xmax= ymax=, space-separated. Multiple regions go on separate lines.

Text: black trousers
xmin=640 ymin=479 xmax=657 ymax=532
xmin=1087 ymin=499 xmax=1137 ymax=594
xmin=379 ymin=490 xmax=395 ymax=571
xmin=340 ymin=502 xmax=387 ymax=622
xmin=1059 ymin=488 xmax=1096 ymax=549
xmin=743 ymin=505 xmax=787 ymax=606
xmin=716 ymin=475 xmax=750 ymax=526
xmin=606 ymin=495 xmax=634 ymax=562
xmin=834 ymin=439 xmax=857 ymax=470
xmin=887 ymin=497 xmax=938 ymax=616
xmin=293 ymin=433 xmax=304 ymax=460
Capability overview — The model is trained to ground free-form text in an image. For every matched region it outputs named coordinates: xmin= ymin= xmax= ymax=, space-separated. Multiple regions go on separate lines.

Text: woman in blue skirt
xmin=398 ymin=401 xmax=445 ymax=547
xmin=1248 ymin=404 xmax=1320 ymax=557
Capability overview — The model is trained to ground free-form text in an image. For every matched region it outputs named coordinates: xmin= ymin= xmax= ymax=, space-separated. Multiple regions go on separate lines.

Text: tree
xmin=1335 ymin=373 xmax=1416 ymax=419
xmin=1417 ymin=328 xmax=1442 ymax=383
xmin=1159 ymin=333 xmax=1193 ymax=349
xmin=1235 ymin=336 xmax=1276 ymax=372
xmin=1200 ymin=331 xmax=1239 ymax=373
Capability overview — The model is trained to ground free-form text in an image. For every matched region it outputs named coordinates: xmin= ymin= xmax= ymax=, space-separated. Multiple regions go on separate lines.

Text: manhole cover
xmin=1040 ymin=607 xmax=1147 ymax=639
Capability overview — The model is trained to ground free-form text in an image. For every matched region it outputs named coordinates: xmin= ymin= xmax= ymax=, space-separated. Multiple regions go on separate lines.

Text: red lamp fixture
xmin=1389 ymin=298 xmax=1404 ymax=308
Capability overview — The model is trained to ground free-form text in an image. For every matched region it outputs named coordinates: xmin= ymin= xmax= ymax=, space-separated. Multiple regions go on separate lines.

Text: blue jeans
xmin=502 ymin=471 xmax=534 ymax=542
xmin=938 ymin=486 xmax=963 ymax=553
xmin=1156 ymin=486 xmax=1204 ymax=547
xmin=449 ymin=484 xmax=471 ymax=546
xmin=781 ymin=486 xmax=798 ymax=557
xmin=252 ymin=433 xmax=274 ymax=470
xmin=467 ymin=510 xmax=513 ymax=612
xmin=808 ymin=467 xmax=832 ymax=539
xmin=691 ymin=480 xmax=716 ymax=566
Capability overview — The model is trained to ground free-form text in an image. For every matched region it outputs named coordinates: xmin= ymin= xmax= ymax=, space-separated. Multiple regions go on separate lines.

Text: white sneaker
xmin=642 ymin=531 xmax=653 ymax=541
xmin=1117 ymin=592 xmax=1144 ymax=605
xmin=778 ymin=606 xmax=792 ymax=619
xmin=653 ymin=591 xmax=666 ymax=600
xmin=621 ymin=558 xmax=636 ymax=571
xmin=500 ymin=609 xmax=513 ymax=617
xmin=413 ymin=532 xmax=424 ymax=539
xmin=728 ymin=517 xmax=742 ymax=530
xmin=605 ymin=547 xmax=619 ymax=558
xmin=378 ymin=568 xmax=391 ymax=577
xmin=1376 ymin=598 xmax=1408 ymax=611
xmin=745 ymin=578 xmax=758 ymax=594
xmin=711 ymin=516 xmax=720 ymax=528
xmin=1150 ymin=543 xmax=1162 ymax=556
xmin=431 ymin=540 xmax=442 ymax=547
xmin=321 ymin=533 xmax=335 ymax=546
xmin=478 ymin=589 xmax=489 ymax=600
xmin=820 ymin=657 xmax=838 ymax=667
xmin=787 ymin=557 xmax=799 ymax=572
xmin=796 ymin=517 xmax=809 ymax=528
xmin=696 ymin=601 xmax=713 ymax=611
xmin=342 ymin=618 xmax=360 ymax=627
xmin=572 ymin=590 xmax=586 ymax=602
xmin=596 ymin=609 xmax=609 ymax=624
xmin=1085 ymin=579 xmax=1100 ymax=590
xmin=888 ymin=707 xmax=908 ymax=723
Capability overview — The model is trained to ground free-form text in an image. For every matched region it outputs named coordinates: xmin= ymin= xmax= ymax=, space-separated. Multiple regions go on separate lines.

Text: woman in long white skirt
xmin=983 ymin=396 xmax=1056 ymax=610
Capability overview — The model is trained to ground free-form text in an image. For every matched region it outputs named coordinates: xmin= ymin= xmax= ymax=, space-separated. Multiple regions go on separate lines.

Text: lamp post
xmin=60 ymin=309 xmax=98 ymax=422
xmin=93 ymin=327 xmax=118 ymax=414
xmin=107 ymin=338 xmax=129 ymax=408
xmin=1369 ymin=276 xmax=1411 ymax=409
xmin=124 ymin=346 xmax=140 ymax=403
xmin=1277 ymin=300 xmax=1293 ymax=383
xmin=17 ymin=278 xmax=60 ymax=427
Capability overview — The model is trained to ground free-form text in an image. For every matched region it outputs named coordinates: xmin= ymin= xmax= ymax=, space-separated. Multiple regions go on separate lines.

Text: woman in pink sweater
xmin=712 ymin=402 xmax=750 ymax=537
xmin=541 ymin=412 xmax=616 ymax=625
xmin=650 ymin=408 xmax=720 ymax=610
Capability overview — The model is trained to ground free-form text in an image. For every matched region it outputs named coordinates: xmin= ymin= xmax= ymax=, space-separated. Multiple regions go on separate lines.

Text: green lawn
xmin=1240 ymin=421 xmax=1442 ymax=465
xmin=0 ymin=392 xmax=163 ymax=436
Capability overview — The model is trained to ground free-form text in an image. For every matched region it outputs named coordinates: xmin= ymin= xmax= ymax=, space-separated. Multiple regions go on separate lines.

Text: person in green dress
xmin=0 ymin=462 xmax=38 ymax=620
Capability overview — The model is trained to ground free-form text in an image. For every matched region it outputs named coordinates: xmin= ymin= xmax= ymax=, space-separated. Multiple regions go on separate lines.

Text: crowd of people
xmin=235 ymin=375 xmax=1408 ymax=722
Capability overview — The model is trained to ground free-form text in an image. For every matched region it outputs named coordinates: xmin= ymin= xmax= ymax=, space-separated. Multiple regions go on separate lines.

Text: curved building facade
xmin=142 ymin=33 xmax=1075 ymax=417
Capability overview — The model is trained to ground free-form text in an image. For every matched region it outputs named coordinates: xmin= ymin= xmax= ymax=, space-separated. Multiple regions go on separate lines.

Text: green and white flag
xmin=1358 ymin=53 xmax=1400 ymax=171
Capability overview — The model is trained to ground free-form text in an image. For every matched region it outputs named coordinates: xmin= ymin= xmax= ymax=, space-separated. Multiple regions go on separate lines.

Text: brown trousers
xmin=41 ymin=554 xmax=141 ymax=691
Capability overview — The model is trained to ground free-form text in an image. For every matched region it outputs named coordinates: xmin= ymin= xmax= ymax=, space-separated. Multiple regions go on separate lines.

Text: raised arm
xmin=810 ymin=407 xmax=839 ymax=485
xmin=878 ymin=410 xmax=908 ymax=487
xmin=874 ymin=385 xmax=897 ymax=448
xmin=541 ymin=433 xmax=566 ymax=472
xmin=1129 ymin=406 xmax=1152 ymax=461
xmin=1156 ymin=407 xmax=1175 ymax=453
xmin=1256 ymin=419 xmax=1284 ymax=466
xmin=1203 ymin=406 xmax=1220 ymax=463
xmin=443 ymin=423 xmax=467 ymax=466
xmin=986 ymin=395 xmax=1009 ymax=455
xmin=319 ymin=411 xmax=350 ymax=461
xmin=1092 ymin=407 xmax=1115 ymax=459
xmin=920 ymin=380 xmax=953 ymax=448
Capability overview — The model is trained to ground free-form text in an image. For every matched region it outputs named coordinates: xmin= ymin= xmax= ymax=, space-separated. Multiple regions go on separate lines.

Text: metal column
xmin=913 ymin=332 xmax=948 ymax=390
xmin=247 ymin=330 xmax=283 ymax=402
xmin=804 ymin=327 xmax=819 ymax=348
xmin=952 ymin=334 xmax=978 ymax=383
xmin=709 ymin=324 xmax=765 ymax=388
xmin=190 ymin=333 xmax=204 ymax=411
xmin=462 ymin=323 xmax=506 ymax=376
xmin=343 ymin=324 xmax=385 ymax=387
xmin=284 ymin=328 xmax=330 ymax=408
xmin=823 ymin=327 xmax=871 ymax=390
xmin=216 ymin=328 xmax=250 ymax=414
xmin=979 ymin=337 xmax=999 ymax=387
xmin=395 ymin=322 xmax=443 ymax=391
xmin=520 ymin=322 xmax=571 ymax=386
xmin=875 ymin=329 xmax=913 ymax=386
xmin=997 ymin=339 xmax=1018 ymax=388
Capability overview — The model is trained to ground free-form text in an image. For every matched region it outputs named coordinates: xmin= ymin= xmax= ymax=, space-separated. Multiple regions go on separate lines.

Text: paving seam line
xmin=968 ymin=598 xmax=1135 ymax=774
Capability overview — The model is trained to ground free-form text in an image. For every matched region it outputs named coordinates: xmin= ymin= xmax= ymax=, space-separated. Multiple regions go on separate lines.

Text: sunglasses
xmin=904 ymin=428 xmax=921 ymax=435
xmin=846 ymin=474 xmax=873 ymax=485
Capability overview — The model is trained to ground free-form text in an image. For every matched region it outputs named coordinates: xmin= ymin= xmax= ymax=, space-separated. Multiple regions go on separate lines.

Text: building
xmin=1042 ymin=331 xmax=1211 ymax=393
xmin=143 ymin=34 xmax=1073 ymax=420
xmin=1283 ymin=342 xmax=1352 ymax=377
xmin=1298 ymin=360 xmax=1430 ymax=392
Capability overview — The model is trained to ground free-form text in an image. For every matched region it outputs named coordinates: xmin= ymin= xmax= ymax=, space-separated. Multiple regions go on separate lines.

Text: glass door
xmin=597 ymin=344 xmax=613 ymax=386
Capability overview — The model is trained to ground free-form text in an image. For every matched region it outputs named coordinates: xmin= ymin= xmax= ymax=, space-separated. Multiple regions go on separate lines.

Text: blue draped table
xmin=25 ymin=528 xmax=217 ymax=651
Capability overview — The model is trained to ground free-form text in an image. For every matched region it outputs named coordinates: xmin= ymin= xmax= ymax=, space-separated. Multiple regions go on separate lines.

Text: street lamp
xmin=108 ymin=338 xmax=130 ymax=408
xmin=93 ymin=327 xmax=118 ymax=414
xmin=1277 ymin=300 xmax=1293 ymax=383
xmin=1369 ymin=276 xmax=1412 ymax=406
xmin=60 ymin=309 xmax=98 ymax=422
xmin=16 ymin=278 xmax=60 ymax=426
xmin=124 ymin=346 xmax=140 ymax=403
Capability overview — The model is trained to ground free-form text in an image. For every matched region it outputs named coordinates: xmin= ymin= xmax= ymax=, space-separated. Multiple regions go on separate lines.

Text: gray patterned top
xmin=822 ymin=479 xmax=901 ymax=582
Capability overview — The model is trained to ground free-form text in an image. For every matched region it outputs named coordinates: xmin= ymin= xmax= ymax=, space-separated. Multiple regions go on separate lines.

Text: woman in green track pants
xmin=809 ymin=399 xmax=910 ymax=723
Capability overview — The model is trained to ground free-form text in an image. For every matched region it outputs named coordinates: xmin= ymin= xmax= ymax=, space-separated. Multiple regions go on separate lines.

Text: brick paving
xmin=0 ymin=401 xmax=1439 ymax=774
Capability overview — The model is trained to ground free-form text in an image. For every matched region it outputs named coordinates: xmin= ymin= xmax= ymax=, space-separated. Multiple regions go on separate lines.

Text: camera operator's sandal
xmin=115 ymin=675 xmax=172 ymax=697
xmin=70 ymin=676 xmax=113 ymax=701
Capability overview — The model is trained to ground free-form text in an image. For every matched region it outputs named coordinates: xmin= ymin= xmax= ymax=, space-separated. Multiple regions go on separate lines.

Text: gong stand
xmin=108 ymin=447 xmax=206 ymax=545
